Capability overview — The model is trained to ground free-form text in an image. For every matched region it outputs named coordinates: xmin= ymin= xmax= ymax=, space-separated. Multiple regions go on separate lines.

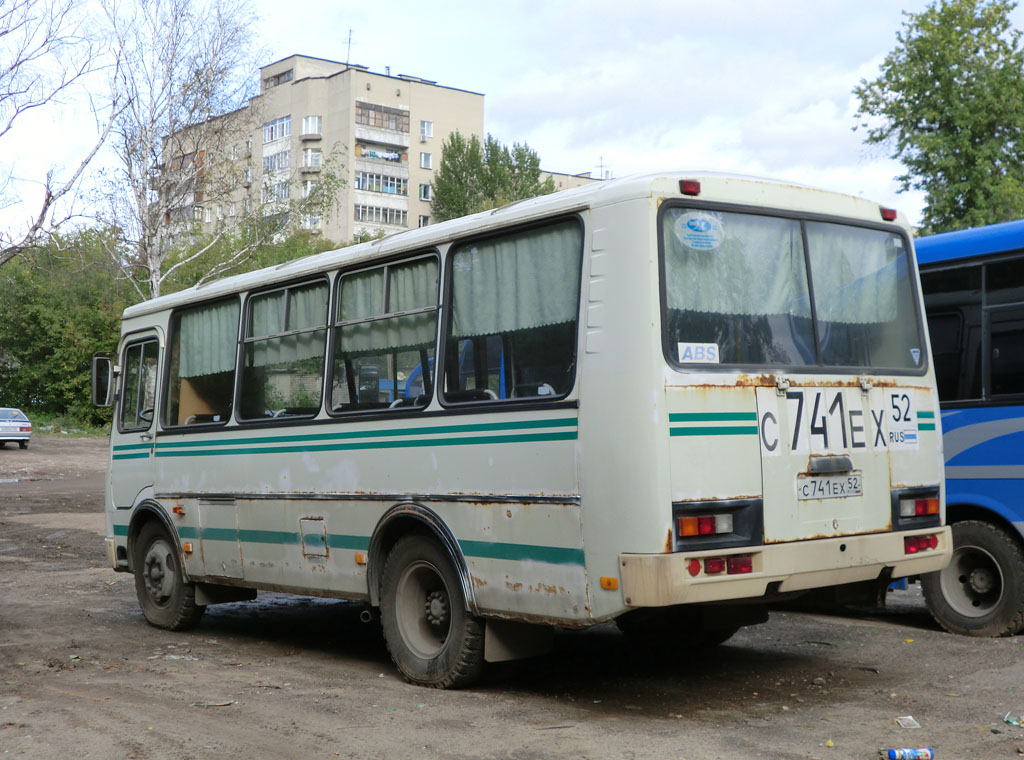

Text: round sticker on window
xmin=674 ymin=212 xmax=723 ymax=250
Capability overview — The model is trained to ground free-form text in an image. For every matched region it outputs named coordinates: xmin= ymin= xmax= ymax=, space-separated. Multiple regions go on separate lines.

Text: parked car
xmin=0 ymin=408 xmax=32 ymax=449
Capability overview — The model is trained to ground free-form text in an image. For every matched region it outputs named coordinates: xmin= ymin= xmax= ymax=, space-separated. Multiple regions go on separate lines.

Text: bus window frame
xmin=437 ymin=214 xmax=586 ymax=409
xmin=920 ymin=249 xmax=1024 ymax=407
xmin=657 ymin=199 xmax=929 ymax=377
xmin=116 ymin=335 xmax=160 ymax=435
xmin=235 ymin=274 xmax=332 ymax=423
xmin=160 ymin=294 xmax=242 ymax=432
xmin=325 ymin=249 xmax=442 ymax=418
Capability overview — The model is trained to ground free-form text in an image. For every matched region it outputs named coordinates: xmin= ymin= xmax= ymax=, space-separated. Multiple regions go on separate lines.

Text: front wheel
xmin=921 ymin=520 xmax=1024 ymax=637
xmin=379 ymin=535 xmax=484 ymax=688
xmin=132 ymin=521 xmax=205 ymax=630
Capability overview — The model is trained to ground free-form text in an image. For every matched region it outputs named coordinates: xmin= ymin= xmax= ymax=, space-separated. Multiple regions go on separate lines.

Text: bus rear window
xmin=660 ymin=207 xmax=923 ymax=371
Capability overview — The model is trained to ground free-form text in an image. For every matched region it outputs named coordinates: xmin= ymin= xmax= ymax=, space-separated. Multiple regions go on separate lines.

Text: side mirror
xmin=92 ymin=356 xmax=114 ymax=407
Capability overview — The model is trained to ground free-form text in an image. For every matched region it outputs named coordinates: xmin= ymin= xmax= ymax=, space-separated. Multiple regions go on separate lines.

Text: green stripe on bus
xmin=113 ymin=442 xmax=156 ymax=451
xmin=155 ymin=417 xmax=578 ymax=450
xmin=238 ymin=529 xmax=301 ymax=545
xmin=670 ymin=426 xmax=759 ymax=437
xmin=918 ymin=423 xmax=936 ymax=431
xmin=917 ymin=411 xmax=936 ymax=419
xmin=112 ymin=452 xmax=152 ymax=460
xmin=113 ymin=524 xmax=129 ymax=536
xmin=669 ymin=412 xmax=757 ymax=422
xmin=459 ymin=539 xmax=584 ymax=565
xmin=155 ymin=431 xmax=577 ymax=458
xmin=178 ymin=526 xmax=200 ymax=540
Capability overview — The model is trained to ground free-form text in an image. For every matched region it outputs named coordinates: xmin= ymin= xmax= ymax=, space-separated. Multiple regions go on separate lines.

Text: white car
xmin=0 ymin=408 xmax=32 ymax=449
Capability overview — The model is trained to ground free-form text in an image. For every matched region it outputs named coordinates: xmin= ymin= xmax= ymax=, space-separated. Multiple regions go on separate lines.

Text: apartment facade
xmin=197 ymin=55 xmax=486 ymax=243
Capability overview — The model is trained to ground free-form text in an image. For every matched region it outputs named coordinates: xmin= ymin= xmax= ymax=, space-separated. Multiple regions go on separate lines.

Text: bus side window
xmin=443 ymin=219 xmax=583 ymax=404
xmin=331 ymin=256 xmax=438 ymax=413
xmin=164 ymin=298 xmax=240 ymax=427
xmin=239 ymin=280 xmax=329 ymax=420
xmin=119 ymin=340 xmax=159 ymax=431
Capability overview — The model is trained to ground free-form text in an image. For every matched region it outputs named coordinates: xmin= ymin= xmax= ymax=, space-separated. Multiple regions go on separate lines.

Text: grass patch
xmin=28 ymin=413 xmax=111 ymax=437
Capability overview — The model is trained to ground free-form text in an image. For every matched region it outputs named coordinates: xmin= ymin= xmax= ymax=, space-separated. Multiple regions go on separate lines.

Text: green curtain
xmin=179 ymin=298 xmax=240 ymax=378
xmin=806 ymin=222 xmax=901 ymax=324
xmin=248 ymin=282 xmax=328 ymax=367
xmin=450 ymin=220 xmax=582 ymax=338
xmin=663 ymin=210 xmax=811 ymax=319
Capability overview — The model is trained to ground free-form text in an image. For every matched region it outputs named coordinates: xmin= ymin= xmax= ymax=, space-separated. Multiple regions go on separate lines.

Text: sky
xmin=6 ymin=0 xmax=1024 ymax=233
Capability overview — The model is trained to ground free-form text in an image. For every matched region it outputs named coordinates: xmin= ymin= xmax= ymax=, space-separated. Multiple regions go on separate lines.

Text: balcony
xmin=354 ymin=125 xmax=410 ymax=149
xmin=300 ymin=131 xmax=322 ymax=142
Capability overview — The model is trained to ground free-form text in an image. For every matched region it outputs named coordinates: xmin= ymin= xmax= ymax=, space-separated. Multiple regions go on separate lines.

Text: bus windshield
xmin=660 ymin=207 xmax=924 ymax=371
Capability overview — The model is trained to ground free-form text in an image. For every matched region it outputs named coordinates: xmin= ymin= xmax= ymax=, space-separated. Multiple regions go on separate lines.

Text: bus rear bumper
xmin=618 ymin=527 xmax=952 ymax=607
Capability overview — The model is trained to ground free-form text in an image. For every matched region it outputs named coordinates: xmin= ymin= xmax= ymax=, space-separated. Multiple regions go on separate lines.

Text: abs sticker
xmin=678 ymin=342 xmax=719 ymax=363
xmin=674 ymin=212 xmax=723 ymax=250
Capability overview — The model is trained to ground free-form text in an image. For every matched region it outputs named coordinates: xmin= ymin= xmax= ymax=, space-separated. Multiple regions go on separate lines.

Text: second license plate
xmin=796 ymin=472 xmax=863 ymax=500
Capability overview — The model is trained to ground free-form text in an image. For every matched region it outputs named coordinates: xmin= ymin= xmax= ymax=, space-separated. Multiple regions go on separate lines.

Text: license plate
xmin=796 ymin=472 xmax=863 ymax=500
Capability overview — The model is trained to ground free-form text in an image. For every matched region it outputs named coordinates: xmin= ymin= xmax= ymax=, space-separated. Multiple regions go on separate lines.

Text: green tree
xmin=431 ymin=132 xmax=556 ymax=222
xmin=854 ymin=0 xmax=1024 ymax=233
xmin=0 ymin=229 xmax=138 ymax=422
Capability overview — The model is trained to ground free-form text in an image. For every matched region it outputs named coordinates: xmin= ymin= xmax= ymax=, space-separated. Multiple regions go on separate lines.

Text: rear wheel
xmin=18 ymin=441 xmax=27 ymax=450
xmin=132 ymin=521 xmax=205 ymax=630
xmin=379 ymin=535 xmax=483 ymax=688
xmin=921 ymin=520 xmax=1024 ymax=637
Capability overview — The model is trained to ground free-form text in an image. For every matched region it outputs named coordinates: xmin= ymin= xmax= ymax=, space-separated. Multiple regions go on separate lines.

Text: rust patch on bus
xmin=528 ymin=583 xmax=568 ymax=596
xmin=471 ymin=575 xmax=488 ymax=588
xmin=505 ymin=580 xmax=523 ymax=592
xmin=664 ymin=528 xmax=673 ymax=553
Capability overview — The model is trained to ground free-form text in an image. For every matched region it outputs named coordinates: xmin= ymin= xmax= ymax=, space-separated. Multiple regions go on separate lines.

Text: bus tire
xmin=132 ymin=521 xmax=205 ymax=631
xmin=921 ymin=520 xmax=1024 ymax=637
xmin=379 ymin=534 xmax=484 ymax=688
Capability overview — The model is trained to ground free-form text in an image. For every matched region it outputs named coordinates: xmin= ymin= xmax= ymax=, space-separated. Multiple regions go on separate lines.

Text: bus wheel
xmin=921 ymin=520 xmax=1024 ymax=637
xmin=379 ymin=535 xmax=484 ymax=688
xmin=132 ymin=521 xmax=205 ymax=630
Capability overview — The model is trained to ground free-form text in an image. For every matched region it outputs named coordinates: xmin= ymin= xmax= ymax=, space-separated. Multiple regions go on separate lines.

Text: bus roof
xmin=915 ymin=217 xmax=1024 ymax=267
xmin=123 ymin=171 xmax=906 ymax=320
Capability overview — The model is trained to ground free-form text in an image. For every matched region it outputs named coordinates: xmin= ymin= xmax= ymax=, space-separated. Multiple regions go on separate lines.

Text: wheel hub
xmin=425 ymin=590 xmax=449 ymax=626
xmin=967 ymin=567 xmax=995 ymax=596
xmin=143 ymin=544 xmax=173 ymax=603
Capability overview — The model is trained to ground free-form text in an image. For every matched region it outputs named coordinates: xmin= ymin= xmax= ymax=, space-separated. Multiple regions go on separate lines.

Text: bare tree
xmin=100 ymin=0 xmax=342 ymax=300
xmin=0 ymin=0 xmax=119 ymax=268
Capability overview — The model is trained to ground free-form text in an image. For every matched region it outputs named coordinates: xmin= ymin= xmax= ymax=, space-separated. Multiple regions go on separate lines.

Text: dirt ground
xmin=1 ymin=435 xmax=1023 ymax=760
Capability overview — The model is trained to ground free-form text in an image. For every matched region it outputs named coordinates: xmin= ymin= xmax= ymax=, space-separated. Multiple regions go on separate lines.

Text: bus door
xmin=110 ymin=333 xmax=161 ymax=508
xmin=755 ymin=385 xmax=916 ymax=541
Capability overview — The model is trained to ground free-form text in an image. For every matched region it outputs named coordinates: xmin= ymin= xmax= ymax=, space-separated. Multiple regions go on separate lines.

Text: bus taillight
xmin=900 ymin=497 xmax=939 ymax=518
xmin=678 ymin=513 xmax=733 ymax=537
xmin=880 ymin=206 xmax=898 ymax=221
xmin=904 ymin=534 xmax=939 ymax=554
xmin=680 ymin=179 xmax=701 ymax=196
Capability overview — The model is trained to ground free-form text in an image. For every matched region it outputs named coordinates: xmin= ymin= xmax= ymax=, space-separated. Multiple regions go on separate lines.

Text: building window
xmin=193 ymin=207 xmax=202 ymax=221
xmin=303 ymin=148 xmax=322 ymax=168
xmin=420 ymin=120 xmax=433 ymax=139
xmin=418 ymin=215 xmax=430 ymax=227
xmin=354 ymin=171 xmax=408 ymax=196
xmin=301 ymin=213 xmax=321 ymax=230
xmin=229 ymin=202 xmax=237 ymax=217
xmin=232 ymin=144 xmax=239 ymax=159
xmin=303 ymin=179 xmax=319 ymax=198
xmin=263 ymin=115 xmax=291 ymax=144
xmin=262 ymin=181 xmax=289 ymax=204
xmin=419 ymin=152 xmax=432 ymax=170
xmin=262 ymin=150 xmax=290 ymax=172
xmin=263 ymin=69 xmax=293 ymax=90
xmin=354 ymin=205 xmax=408 ymax=226
xmin=419 ymin=184 xmax=431 ymax=202
xmin=302 ymin=115 xmax=322 ymax=135
xmin=354 ymin=102 xmax=410 ymax=133
xmin=204 ymin=207 xmax=212 ymax=223
xmin=216 ymin=204 xmax=223 ymax=221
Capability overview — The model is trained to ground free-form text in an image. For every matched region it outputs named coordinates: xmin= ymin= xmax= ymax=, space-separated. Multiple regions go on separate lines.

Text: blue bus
xmin=916 ymin=221 xmax=1024 ymax=637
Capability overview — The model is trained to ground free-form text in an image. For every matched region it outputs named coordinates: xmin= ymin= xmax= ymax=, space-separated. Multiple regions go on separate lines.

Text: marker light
xmin=726 ymin=555 xmax=753 ymax=574
xmin=600 ymin=576 xmax=619 ymax=591
xmin=680 ymin=179 xmax=701 ymax=196
xmin=678 ymin=513 xmax=734 ymax=537
xmin=687 ymin=559 xmax=702 ymax=577
xmin=182 ymin=542 xmax=193 ymax=555
xmin=900 ymin=497 xmax=939 ymax=518
xmin=704 ymin=557 xmax=726 ymax=575
xmin=880 ymin=206 xmax=898 ymax=221
xmin=904 ymin=534 xmax=939 ymax=554
xmin=354 ymin=552 xmax=367 ymax=565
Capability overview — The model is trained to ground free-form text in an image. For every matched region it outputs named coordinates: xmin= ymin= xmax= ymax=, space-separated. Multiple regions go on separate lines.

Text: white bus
xmin=93 ymin=173 xmax=950 ymax=688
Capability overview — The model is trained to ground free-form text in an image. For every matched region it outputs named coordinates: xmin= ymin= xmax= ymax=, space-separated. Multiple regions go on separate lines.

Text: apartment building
xmin=190 ymin=54 xmax=486 ymax=243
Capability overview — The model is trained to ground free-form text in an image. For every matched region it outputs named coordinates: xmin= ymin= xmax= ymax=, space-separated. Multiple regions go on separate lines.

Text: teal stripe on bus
xmin=155 ymin=417 xmax=578 ymax=450
xmin=113 ymin=524 xmax=129 ymax=536
xmin=459 ymin=539 xmax=584 ymax=566
xmin=918 ymin=423 xmax=936 ymax=431
xmin=917 ymin=411 xmax=936 ymax=419
xmin=113 ymin=451 xmax=152 ymax=460
xmin=670 ymin=426 xmax=759 ymax=437
xmin=155 ymin=430 xmax=577 ymax=458
xmin=113 ymin=442 xmax=157 ymax=451
xmin=178 ymin=526 xmax=200 ymax=540
xmin=669 ymin=412 xmax=757 ymax=422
